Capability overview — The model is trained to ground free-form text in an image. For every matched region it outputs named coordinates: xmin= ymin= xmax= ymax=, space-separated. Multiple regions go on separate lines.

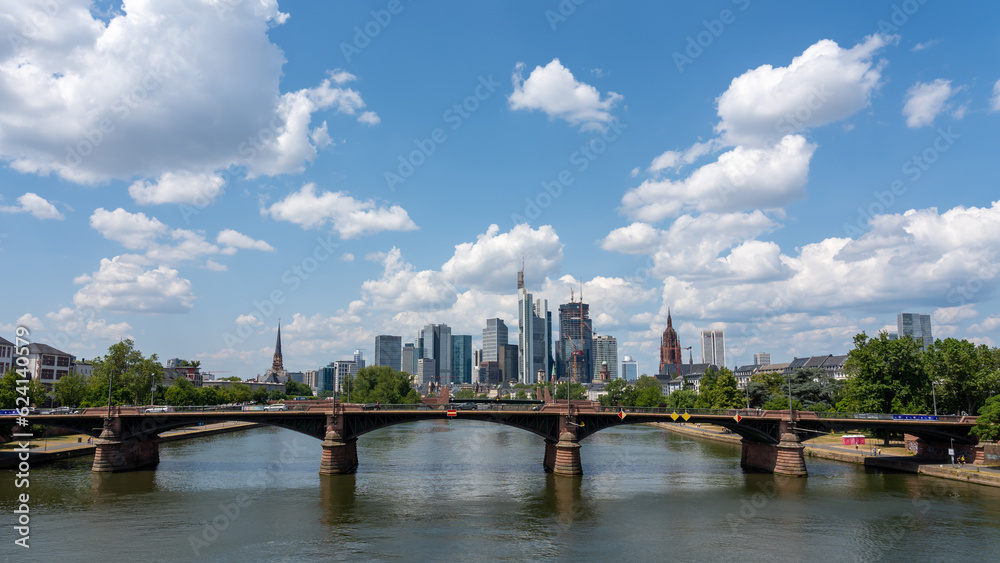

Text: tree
xmin=342 ymin=366 xmax=420 ymax=404
xmin=664 ymin=389 xmax=698 ymax=409
xmin=598 ymin=378 xmax=634 ymax=406
xmin=924 ymin=338 xmax=1000 ymax=416
xmin=842 ymin=332 xmax=928 ymax=414
xmin=972 ymin=395 xmax=1000 ymax=442
xmin=0 ymin=368 xmax=47 ymax=409
xmin=53 ymin=371 xmax=89 ymax=407
xmin=554 ymin=382 xmax=587 ymax=401
xmin=697 ymin=368 xmax=744 ymax=409
xmin=454 ymin=389 xmax=478 ymax=400
xmin=164 ymin=377 xmax=200 ymax=406
xmin=750 ymin=371 xmax=786 ymax=397
xmin=82 ymin=340 xmax=163 ymax=407
xmin=221 ymin=376 xmax=242 ymax=382
xmin=285 ymin=380 xmax=313 ymax=397
xmin=252 ymin=387 xmax=270 ymax=404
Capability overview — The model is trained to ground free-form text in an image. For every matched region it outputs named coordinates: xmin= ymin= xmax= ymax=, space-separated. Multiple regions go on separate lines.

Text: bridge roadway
xmin=2 ymin=403 xmax=979 ymax=477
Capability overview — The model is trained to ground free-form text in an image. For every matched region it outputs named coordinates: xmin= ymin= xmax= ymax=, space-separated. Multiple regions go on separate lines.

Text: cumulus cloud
xmin=90 ymin=207 xmax=168 ymax=249
xmin=129 ymin=172 xmax=226 ymax=206
xmin=73 ymin=256 xmax=195 ymax=313
xmin=262 ymin=183 xmax=417 ymax=238
xmin=217 ymin=229 xmax=275 ymax=253
xmin=361 ymin=247 xmax=457 ymax=312
xmin=0 ymin=192 xmax=64 ymax=220
xmin=509 ymin=59 xmax=622 ymax=130
xmin=0 ymin=0 xmax=374 ymax=187
xmin=903 ymin=79 xmax=956 ymax=128
xmin=441 ymin=224 xmax=563 ymax=292
xmin=45 ymin=307 xmax=133 ymax=344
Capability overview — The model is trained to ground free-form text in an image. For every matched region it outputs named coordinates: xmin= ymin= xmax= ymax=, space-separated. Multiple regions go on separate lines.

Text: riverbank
xmin=0 ymin=421 xmax=263 ymax=469
xmin=648 ymin=422 xmax=1000 ymax=488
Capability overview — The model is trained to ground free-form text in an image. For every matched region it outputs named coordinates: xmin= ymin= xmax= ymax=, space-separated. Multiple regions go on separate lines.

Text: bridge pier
xmin=549 ymin=431 xmax=582 ymax=476
xmin=740 ymin=433 xmax=807 ymax=477
xmin=92 ymin=423 xmax=159 ymax=473
xmin=319 ymin=430 xmax=358 ymax=475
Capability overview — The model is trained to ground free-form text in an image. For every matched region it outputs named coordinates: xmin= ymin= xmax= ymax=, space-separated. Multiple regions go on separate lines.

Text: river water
xmin=3 ymin=422 xmax=1000 ymax=562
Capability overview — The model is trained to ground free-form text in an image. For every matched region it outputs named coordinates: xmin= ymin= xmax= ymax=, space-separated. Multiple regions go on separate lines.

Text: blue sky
xmin=2 ymin=0 xmax=999 ymax=379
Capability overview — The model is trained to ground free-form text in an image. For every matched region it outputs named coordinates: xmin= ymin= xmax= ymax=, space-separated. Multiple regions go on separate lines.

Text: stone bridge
xmin=2 ymin=402 xmax=980 ymax=477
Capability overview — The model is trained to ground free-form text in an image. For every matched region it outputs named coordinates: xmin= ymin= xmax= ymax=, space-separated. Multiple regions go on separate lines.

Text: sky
xmin=2 ymin=0 xmax=999 ymax=380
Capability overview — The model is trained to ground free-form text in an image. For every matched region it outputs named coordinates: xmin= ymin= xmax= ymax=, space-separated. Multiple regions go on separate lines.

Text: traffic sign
xmin=670 ymin=411 xmax=679 ymax=421
xmin=618 ymin=410 xmax=627 ymax=420
xmin=681 ymin=412 xmax=691 ymax=422
xmin=733 ymin=414 xmax=742 ymax=423
xmin=446 ymin=410 xmax=457 ymax=417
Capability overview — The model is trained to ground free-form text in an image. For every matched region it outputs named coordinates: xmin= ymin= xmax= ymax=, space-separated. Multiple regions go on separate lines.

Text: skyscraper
xmin=621 ymin=356 xmax=638 ymax=381
xmin=419 ymin=323 xmax=452 ymax=385
xmin=401 ymin=342 xmax=416 ymax=375
xmin=353 ymin=349 xmax=365 ymax=370
xmin=592 ymin=334 xmax=618 ymax=380
xmin=701 ymin=330 xmax=725 ymax=367
xmin=897 ymin=313 xmax=933 ymax=350
xmin=753 ymin=352 xmax=771 ymax=366
xmin=557 ymin=298 xmax=593 ymax=383
xmin=499 ymin=344 xmax=518 ymax=383
xmin=374 ymin=335 xmax=402 ymax=371
xmin=482 ymin=318 xmax=508 ymax=362
xmin=452 ymin=334 xmax=473 ymax=385
xmin=517 ymin=268 xmax=551 ymax=384
xmin=659 ymin=309 xmax=681 ymax=375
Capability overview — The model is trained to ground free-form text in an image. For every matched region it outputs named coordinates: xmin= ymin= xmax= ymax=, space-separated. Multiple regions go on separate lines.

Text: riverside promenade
xmin=650 ymin=422 xmax=1000 ymax=488
xmin=0 ymin=421 xmax=262 ymax=469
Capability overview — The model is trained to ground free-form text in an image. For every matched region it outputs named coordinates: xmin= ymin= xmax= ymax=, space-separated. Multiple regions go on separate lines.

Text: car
xmin=263 ymin=404 xmax=287 ymax=411
xmin=455 ymin=403 xmax=477 ymax=410
xmin=51 ymin=406 xmax=80 ymax=415
xmin=144 ymin=406 xmax=170 ymax=413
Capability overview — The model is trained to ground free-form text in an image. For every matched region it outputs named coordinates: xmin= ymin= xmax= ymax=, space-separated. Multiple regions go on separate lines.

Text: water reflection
xmin=319 ymin=474 xmax=357 ymax=526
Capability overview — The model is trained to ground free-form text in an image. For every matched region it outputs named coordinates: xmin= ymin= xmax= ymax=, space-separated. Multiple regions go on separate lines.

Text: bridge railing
xmin=591 ymin=406 xmax=745 ymax=416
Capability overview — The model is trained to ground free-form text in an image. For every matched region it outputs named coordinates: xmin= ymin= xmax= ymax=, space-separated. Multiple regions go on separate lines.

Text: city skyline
xmin=2 ymin=2 xmax=1000 ymax=382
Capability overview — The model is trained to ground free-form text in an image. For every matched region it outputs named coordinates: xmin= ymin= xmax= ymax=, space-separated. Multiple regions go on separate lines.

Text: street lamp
xmin=931 ymin=381 xmax=938 ymax=416
xmin=105 ymin=367 xmax=115 ymax=423
xmin=787 ymin=370 xmax=794 ymax=426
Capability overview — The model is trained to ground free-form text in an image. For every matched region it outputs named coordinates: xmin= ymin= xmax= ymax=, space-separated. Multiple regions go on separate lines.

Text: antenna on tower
xmin=570 ymin=287 xmax=574 ymax=303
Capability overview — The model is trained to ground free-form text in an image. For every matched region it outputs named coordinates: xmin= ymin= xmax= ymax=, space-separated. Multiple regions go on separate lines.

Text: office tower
xmin=592 ymin=334 xmax=618 ymax=380
xmin=482 ymin=318 xmax=508 ymax=362
xmin=659 ymin=309 xmax=681 ymax=375
xmin=318 ymin=363 xmax=336 ymax=394
xmin=753 ymin=352 xmax=771 ymax=366
xmin=334 ymin=360 xmax=359 ymax=393
xmin=401 ymin=342 xmax=416 ymax=375
xmin=897 ymin=313 xmax=933 ymax=350
xmin=621 ymin=356 xmax=638 ymax=381
xmin=452 ymin=334 xmax=473 ymax=385
xmin=557 ymin=298 xmax=593 ymax=383
xmin=701 ymin=329 xmax=725 ymax=368
xmin=417 ymin=358 xmax=437 ymax=387
xmin=353 ymin=349 xmax=365 ymax=369
xmin=499 ymin=344 xmax=519 ymax=383
xmin=517 ymin=269 xmax=551 ymax=384
xmin=419 ymin=323 xmax=452 ymax=385
xmin=374 ymin=335 xmax=402 ymax=371
xmin=479 ymin=361 xmax=501 ymax=386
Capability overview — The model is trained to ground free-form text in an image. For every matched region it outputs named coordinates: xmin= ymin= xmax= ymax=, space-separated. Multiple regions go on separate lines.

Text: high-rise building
xmin=401 ymin=342 xmax=416 ymax=375
xmin=753 ymin=352 xmax=771 ymax=366
xmin=452 ymin=334 xmax=473 ymax=385
xmin=499 ymin=344 xmax=518 ymax=383
xmin=374 ymin=335 xmax=402 ymax=371
xmin=517 ymin=269 xmax=551 ymax=384
xmin=303 ymin=369 xmax=318 ymax=389
xmin=592 ymin=334 xmax=618 ymax=380
xmin=417 ymin=358 xmax=437 ymax=387
xmin=701 ymin=329 xmax=725 ymax=368
xmin=898 ymin=313 xmax=933 ymax=350
xmin=557 ymin=298 xmax=593 ymax=383
xmin=659 ymin=310 xmax=682 ymax=375
xmin=419 ymin=324 xmax=452 ymax=385
xmin=334 ymin=360 xmax=359 ymax=393
xmin=353 ymin=350 xmax=365 ymax=369
xmin=318 ymin=363 xmax=336 ymax=394
xmin=478 ymin=361 xmax=501 ymax=386
xmin=482 ymin=318 xmax=508 ymax=362
xmin=621 ymin=356 xmax=638 ymax=381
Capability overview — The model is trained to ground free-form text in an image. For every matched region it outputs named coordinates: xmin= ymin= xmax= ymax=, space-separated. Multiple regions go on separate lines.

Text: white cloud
xmin=263 ymin=183 xmax=417 ymax=239
xmin=0 ymin=0 xmax=372 ymax=185
xmin=441 ymin=224 xmax=563 ymax=292
xmin=217 ymin=229 xmax=275 ymax=253
xmin=648 ymin=140 xmax=718 ymax=173
xmin=911 ymin=39 xmax=942 ymax=51
xmin=361 ymin=247 xmax=457 ymax=312
xmin=903 ymin=79 xmax=955 ymax=128
xmin=205 ymin=259 xmax=227 ymax=272
xmin=90 ymin=207 xmax=168 ymax=249
xmin=129 ymin=172 xmax=226 ymax=206
xmin=621 ymin=135 xmax=814 ymax=221
xmin=235 ymin=314 xmax=264 ymax=327
xmin=508 ymin=59 xmax=622 ymax=130
xmin=45 ymin=307 xmax=133 ymax=344
xmin=358 ymin=111 xmax=381 ymax=125
xmin=341 ymin=253 xmax=355 ymax=262
xmin=991 ymin=79 xmax=1000 ymax=113
xmin=73 ymin=256 xmax=195 ymax=313
xmin=969 ymin=315 xmax=1000 ymax=334
xmin=715 ymin=34 xmax=891 ymax=145
xmin=933 ymin=304 xmax=977 ymax=324
xmin=0 ymin=192 xmax=64 ymax=220
xmin=601 ymin=222 xmax=662 ymax=254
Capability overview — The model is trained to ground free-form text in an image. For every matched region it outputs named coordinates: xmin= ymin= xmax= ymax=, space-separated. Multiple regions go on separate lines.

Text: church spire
xmin=271 ymin=321 xmax=284 ymax=373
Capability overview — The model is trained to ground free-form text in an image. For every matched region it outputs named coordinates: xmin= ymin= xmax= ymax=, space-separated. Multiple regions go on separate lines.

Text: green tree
xmin=750 ymin=371 xmax=786 ymax=397
xmin=220 ymin=376 xmax=242 ymax=382
xmin=664 ymin=389 xmax=698 ymax=409
xmin=285 ymin=380 xmax=313 ymax=397
xmin=698 ymin=368 xmax=744 ymax=409
xmin=164 ymin=377 xmax=200 ymax=406
xmin=924 ymin=338 xmax=1000 ymax=416
xmin=342 ymin=366 xmax=420 ymax=404
xmin=252 ymin=387 xmax=270 ymax=404
xmin=972 ymin=395 xmax=1000 ymax=441
xmin=598 ymin=378 xmax=635 ymax=406
xmin=554 ymin=382 xmax=587 ymax=401
xmin=52 ymin=371 xmax=89 ymax=407
xmin=454 ymin=389 xmax=478 ymax=400
xmin=0 ymin=369 xmax=47 ymax=409
xmin=842 ymin=332 xmax=928 ymax=414
xmin=82 ymin=340 xmax=163 ymax=407
xmin=200 ymin=386 xmax=222 ymax=406
xmin=224 ymin=383 xmax=253 ymax=404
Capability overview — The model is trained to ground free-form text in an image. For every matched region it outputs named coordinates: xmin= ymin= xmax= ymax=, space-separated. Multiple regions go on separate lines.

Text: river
xmin=3 ymin=422 xmax=1000 ymax=562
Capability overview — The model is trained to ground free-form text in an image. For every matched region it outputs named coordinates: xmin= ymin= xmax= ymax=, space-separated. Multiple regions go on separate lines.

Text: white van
xmin=263 ymin=404 xmax=287 ymax=411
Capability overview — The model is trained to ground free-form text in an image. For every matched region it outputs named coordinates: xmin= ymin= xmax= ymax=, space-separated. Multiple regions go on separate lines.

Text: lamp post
xmin=787 ymin=370 xmax=794 ymax=426
xmin=931 ymin=382 xmax=938 ymax=416
xmin=105 ymin=367 xmax=115 ymax=424
xmin=950 ymin=437 xmax=955 ymax=467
